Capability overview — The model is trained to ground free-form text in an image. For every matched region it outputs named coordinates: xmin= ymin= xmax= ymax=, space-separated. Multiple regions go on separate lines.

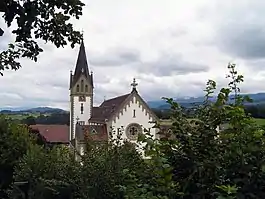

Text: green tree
xmin=13 ymin=131 xmax=146 ymax=199
xmin=0 ymin=0 xmax=84 ymax=75
xmin=22 ymin=116 xmax=36 ymax=125
xmin=0 ymin=116 xmax=34 ymax=198
xmin=123 ymin=63 xmax=265 ymax=199
xmin=13 ymin=145 xmax=79 ymax=199
xmin=71 ymin=139 xmax=146 ymax=199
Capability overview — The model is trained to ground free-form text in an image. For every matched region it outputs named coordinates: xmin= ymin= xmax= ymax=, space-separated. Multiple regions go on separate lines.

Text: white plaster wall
xmin=71 ymin=96 xmax=92 ymax=138
xmin=69 ymin=98 xmax=72 ymax=141
xmin=108 ymin=96 xmax=158 ymax=154
xmin=80 ymin=144 xmax=85 ymax=156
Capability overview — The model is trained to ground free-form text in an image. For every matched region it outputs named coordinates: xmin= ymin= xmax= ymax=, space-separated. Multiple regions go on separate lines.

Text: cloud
xmin=137 ymin=52 xmax=209 ymax=76
xmin=89 ymin=47 xmax=141 ymax=67
xmin=211 ymin=1 xmax=265 ymax=60
xmin=1 ymin=0 xmax=265 ymax=110
xmin=0 ymin=20 xmax=15 ymax=50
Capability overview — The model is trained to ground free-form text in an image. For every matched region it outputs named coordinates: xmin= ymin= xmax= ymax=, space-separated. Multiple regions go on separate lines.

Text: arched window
xmin=80 ymin=103 xmax=84 ymax=114
xmin=85 ymin=85 xmax=88 ymax=92
xmin=76 ymin=84 xmax=80 ymax=92
xmin=133 ymin=109 xmax=136 ymax=118
xmin=81 ymin=80 xmax=84 ymax=92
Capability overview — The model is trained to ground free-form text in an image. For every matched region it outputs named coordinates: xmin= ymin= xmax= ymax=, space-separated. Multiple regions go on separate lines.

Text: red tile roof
xmin=100 ymin=94 xmax=130 ymax=108
xmin=75 ymin=123 xmax=108 ymax=142
xmin=83 ymin=124 xmax=108 ymax=142
xmin=30 ymin=125 xmax=69 ymax=143
xmin=89 ymin=94 xmax=130 ymax=121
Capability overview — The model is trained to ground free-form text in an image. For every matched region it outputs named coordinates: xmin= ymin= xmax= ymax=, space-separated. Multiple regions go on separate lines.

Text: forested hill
xmin=0 ymin=107 xmax=69 ymax=125
xmin=1 ymin=92 xmax=265 ymax=125
xmin=0 ymin=107 xmax=67 ymax=114
xmin=147 ymin=92 xmax=265 ymax=109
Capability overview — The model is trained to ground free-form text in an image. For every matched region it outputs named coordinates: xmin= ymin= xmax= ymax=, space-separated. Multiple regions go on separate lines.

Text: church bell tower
xmin=69 ymin=39 xmax=94 ymax=140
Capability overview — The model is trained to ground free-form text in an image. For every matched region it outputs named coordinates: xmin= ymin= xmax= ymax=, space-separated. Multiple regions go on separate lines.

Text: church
xmin=29 ymin=41 xmax=221 ymax=155
xmin=68 ymin=40 xmax=160 ymax=156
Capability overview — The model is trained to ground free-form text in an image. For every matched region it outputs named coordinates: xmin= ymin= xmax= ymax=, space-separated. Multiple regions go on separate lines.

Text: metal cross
xmin=76 ymin=116 xmax=80 ymax=122
xmin=131 ymin=78 xmax=138 ymax=89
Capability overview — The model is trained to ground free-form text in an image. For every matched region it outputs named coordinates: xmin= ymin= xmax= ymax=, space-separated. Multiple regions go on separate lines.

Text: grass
xmin=1 ymin=113 xmax=50 ymax=120
xmin=160 ymin=118 xmax=265 ymax=127
xmin=253 ymin=118 xmax=265 ymax=126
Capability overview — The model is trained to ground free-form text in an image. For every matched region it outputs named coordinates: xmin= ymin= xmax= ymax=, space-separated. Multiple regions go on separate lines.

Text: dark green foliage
xmin=12 ymin=144 xmax=79 ymax=199
xmin=11 ymin=138 xmax=146 ymax=199
xmin=22 ymin=116 xmax=36 ymax=125
xmin=0 ymin=0 xmax=84 ymax=75
xmin=0 ymin=116 xmax=33 ymax=198
xmin=21 ymin=113 xmax=70 ymax=125
xmin=132 ymin=63 xmax=265 ymax=199
xmin=76 ymin=139 xmax=146 ymax=199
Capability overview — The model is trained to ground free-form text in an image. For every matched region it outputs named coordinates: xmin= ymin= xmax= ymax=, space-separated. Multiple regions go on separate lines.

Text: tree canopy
xmin=0 ymin=0 xmax=84 ymax=75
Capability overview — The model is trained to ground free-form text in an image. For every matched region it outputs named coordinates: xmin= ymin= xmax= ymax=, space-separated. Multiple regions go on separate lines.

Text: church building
xmin=30 ymin=40 xmax=222 ymax=155
xmin=69 ymin=40 xmax=160 ymax=156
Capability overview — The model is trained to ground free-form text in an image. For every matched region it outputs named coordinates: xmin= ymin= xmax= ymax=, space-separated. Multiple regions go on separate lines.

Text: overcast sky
xmin=1 ymin=0 xmax=265 ymax=110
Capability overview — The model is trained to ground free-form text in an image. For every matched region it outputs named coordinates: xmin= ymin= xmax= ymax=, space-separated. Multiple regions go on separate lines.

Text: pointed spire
xmin=71 ymin=38 xmax=91 ymax=88
xmin=74 ymin=39 xmax=89 ymax=76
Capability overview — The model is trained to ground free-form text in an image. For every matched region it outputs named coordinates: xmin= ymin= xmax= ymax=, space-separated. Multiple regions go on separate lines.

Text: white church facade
xmin=69 ymin=41 xmax=159 ymax=156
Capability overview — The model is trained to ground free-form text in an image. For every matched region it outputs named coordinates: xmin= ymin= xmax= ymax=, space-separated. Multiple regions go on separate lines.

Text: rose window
xmin=126 ymin=123 xmax=142 ymax=140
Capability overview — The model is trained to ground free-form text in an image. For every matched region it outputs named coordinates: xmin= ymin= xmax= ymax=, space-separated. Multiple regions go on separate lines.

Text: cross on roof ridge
xmin=131 ymin=78 xmax=138 ymax=91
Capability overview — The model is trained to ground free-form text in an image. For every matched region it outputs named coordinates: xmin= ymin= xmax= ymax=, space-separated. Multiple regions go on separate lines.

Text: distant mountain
xmin=147 ymin=93 xmax=265 ymax=109
xmin=0 ymin=107 xmax=67 ymax=114
xmin=23 ymin=107 xmax=66 ymax=113
xmin=1 ymin=92 xmax=265 ymax=114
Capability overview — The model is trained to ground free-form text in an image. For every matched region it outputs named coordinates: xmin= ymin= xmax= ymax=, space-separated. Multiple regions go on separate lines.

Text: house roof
xmin=30 ymin=124 xmax=69 ymax=143
xmin=89 ymin=89 xmax=159 ymax=123
xmin=75 ymin=123 xmax=108 ymax=142
xmin=89 ymin=93 xmax=130 ymax=122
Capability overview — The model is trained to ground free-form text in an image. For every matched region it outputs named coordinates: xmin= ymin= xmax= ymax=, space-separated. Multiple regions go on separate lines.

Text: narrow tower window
xmin=81 ymin=103 xmax=84 ymax=114
xmin=81 ymin=80 xmax=84 ymax=92
xmin=76 ymin=84 xmax=80 ymax=92
xmin=133 ymin=109 xmax=136 ymax=118
xmin=85 ymin=85 xmax=88 ymax=92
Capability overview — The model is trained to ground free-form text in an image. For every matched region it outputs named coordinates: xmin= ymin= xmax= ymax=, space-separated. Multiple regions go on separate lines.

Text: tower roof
xmin=71 ymin=40 xmax=91 ymax=88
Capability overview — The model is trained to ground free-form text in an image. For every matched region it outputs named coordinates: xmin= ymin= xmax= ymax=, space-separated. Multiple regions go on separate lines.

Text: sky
xmin=1 ymin=0 xmax=265 ymax=110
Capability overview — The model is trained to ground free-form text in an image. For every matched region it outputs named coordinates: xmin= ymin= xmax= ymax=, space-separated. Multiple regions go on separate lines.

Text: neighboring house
xmin=69 ymin=40 xmax=160 ymax=156
xmin=29 ymin=124 xmax=69 ymax=146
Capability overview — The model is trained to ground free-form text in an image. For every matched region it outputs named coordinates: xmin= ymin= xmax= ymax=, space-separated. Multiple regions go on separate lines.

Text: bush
xmin=130 ymin=63 xmax=265 ymax=199
xmin=0 ymin=116 xmax=34 ymax=199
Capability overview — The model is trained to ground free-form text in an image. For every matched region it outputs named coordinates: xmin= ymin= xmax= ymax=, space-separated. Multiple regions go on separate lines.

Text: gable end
xmin=110 ymin=91 xmax=159 ymax=123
